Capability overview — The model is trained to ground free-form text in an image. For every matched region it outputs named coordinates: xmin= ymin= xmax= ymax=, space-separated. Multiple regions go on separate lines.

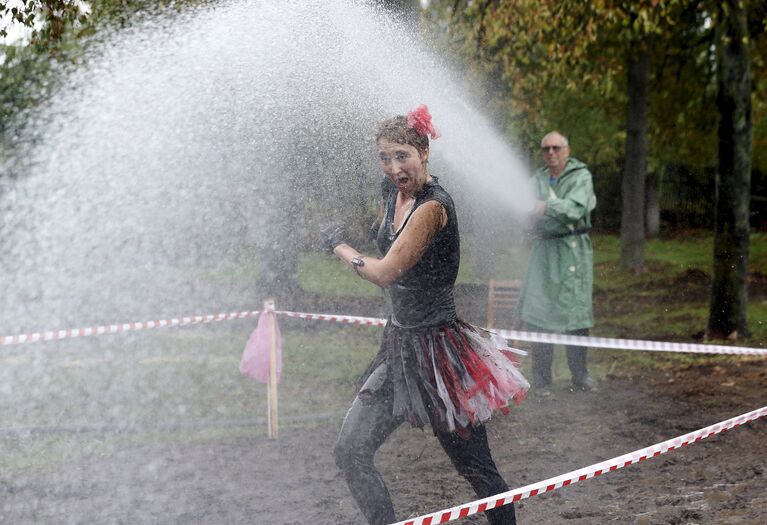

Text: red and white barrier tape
xmin=3 ymin=307 xmax=766 ymax=357
xmin=493 ymin=328 xmax=767 ymax=356
xmin=271 ymin=309 xmax=767 ymax=357
xmin=0 ymin=311 xmax=262 ymax=346
xmin=390 ymin=405 xmax=767 ymax=525
xmin=273 ymin=310 xmax=386 ymax=327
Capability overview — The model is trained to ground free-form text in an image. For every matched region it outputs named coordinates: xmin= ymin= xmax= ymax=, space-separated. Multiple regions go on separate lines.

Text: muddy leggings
xmin=333 ymin=364 xmax=517 ymax=525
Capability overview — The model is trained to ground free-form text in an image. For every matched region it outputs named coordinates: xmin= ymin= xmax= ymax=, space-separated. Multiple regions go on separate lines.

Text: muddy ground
xmin=2 ymin=360 xmax=765 ymax=525
xmin=1 ymin=286 xmax=766 ymax=525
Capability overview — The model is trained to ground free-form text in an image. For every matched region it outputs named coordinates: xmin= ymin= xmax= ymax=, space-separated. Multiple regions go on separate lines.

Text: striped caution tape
xmin=389 ymin=405 xmax=767 ymax=525
xmin=493 ymin=328 xmax=767 ymax=356
xmin=273 ymin=309 xmax=767 ymax=357
xmin=0 ymin=311 xmax=262 ymax=346
xmin=273 ymin=310 xmax=386 ymax=327
xmin=2 ymin=307 xmax=765 ymax=356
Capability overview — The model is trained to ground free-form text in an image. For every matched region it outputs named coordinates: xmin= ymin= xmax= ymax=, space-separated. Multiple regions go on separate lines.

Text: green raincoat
xmin=517 ymin=157 xmax=597 ymax=332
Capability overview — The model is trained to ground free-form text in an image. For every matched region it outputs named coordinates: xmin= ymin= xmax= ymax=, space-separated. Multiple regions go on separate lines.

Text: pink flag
xmin=239 ymin=310 xmax=282 ymax=384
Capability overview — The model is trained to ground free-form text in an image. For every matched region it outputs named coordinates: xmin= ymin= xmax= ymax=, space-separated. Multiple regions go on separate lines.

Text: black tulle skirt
xmin=361 ymin=319 xmax=529 ymax=434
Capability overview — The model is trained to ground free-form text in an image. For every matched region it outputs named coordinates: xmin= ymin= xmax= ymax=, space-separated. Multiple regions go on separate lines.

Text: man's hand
xmin=526 ymin=200 xmax=547 ymax=230
xmin=532 ymin=200 xmax=547 ymax=217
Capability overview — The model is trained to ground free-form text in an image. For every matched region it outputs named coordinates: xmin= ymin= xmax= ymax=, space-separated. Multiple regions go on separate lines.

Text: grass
xmin=3 ymin=232 xmax=765 ymax=474
xmin=295 ymin=247 xmax=527 ymax=293
xmin=299 ymin=254 xmax=381 ymax=297
xmin=587 ymin=233 xmax=767 ymax=376
xmin=593 ymin=231 xmax=767 ymax=271
xmin=298 ymin=232 xmax=767 ymax=292
xmin=0 ymin=325 xmax=380 ymax=474
xmin=596 ymin=233 xmax=766 ymax=341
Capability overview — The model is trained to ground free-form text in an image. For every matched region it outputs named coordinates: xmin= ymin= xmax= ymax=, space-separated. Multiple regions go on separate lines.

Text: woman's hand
xmin=328 ymin=200 xmax=446 ymax=288
xmin=321 ymin=222 xmax=347 ymax=253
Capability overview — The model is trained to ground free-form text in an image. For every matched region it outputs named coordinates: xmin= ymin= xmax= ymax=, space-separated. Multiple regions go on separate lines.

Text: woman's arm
xmin=334 ymin=200 xmax=447 ymax=288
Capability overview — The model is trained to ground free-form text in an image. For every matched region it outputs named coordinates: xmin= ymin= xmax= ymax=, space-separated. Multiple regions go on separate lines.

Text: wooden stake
xmin=265 ymin=299 xmax=279 ymax=439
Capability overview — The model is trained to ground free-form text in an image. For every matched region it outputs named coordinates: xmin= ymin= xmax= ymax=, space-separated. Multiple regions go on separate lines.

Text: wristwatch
xmin=351 ymin=256 xmax=365 ymax=268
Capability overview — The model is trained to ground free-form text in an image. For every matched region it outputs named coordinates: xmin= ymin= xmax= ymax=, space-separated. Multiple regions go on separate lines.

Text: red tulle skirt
xmin=362 ymin=319 xmax=529 ymax=435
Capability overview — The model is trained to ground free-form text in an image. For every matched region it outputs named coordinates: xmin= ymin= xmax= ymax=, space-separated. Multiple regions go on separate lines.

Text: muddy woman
xmin=322 ymin=105 xmax=529 ymax=525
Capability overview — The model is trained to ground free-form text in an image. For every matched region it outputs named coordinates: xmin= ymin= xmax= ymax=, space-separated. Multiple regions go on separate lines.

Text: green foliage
xmin=0 ymin=1 xmax=86 ymax=142
xmin=424 ymin=0 xmax=766 ymax=207
xmin=1 ymin=1 xmax=84 ymax=43
xmin=749 ymin=1 xmax=767 ymax=173
xmin=0 ymin=0 xmax=211 ymax=145
xmin=0 ymin=44 xmax=50 ymax=142
xmin=537 ymin=86 xmax=625 ymax=167
xmin=425 ymin=1 xmax=694 ymax=147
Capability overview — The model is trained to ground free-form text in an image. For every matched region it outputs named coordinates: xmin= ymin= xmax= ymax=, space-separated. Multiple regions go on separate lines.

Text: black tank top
xmin=376 ymin=177 xmax=460 ymax=327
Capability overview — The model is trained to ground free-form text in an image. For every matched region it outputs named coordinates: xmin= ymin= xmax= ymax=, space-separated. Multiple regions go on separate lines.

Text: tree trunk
xmin=619 ymin=45 xmax=651 ymax=271
xmin=645 ymin=171 xmax=660 ymax=238
xmin=707 ymin=0 xmax=752 ymax=339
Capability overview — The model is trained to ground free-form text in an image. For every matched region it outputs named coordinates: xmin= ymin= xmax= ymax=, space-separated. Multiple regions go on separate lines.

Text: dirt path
xmin=2 ymin=358 xmax=764 ymax=525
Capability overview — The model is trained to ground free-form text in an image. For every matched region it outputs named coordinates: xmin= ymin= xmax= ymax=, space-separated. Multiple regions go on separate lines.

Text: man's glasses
xmin=541 ymin=145 xmax=565 ymax=153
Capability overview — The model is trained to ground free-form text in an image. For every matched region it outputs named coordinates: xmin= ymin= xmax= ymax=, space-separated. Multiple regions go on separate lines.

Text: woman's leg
xmin=334 ymin=364 xmax=403 ymax=525
xmin=435 ymin=425 xmax=517 ymax=525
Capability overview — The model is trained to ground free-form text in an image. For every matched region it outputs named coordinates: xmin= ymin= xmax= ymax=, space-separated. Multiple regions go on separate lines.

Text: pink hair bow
xmin=407 ymin=104 xmax=441 ymax=140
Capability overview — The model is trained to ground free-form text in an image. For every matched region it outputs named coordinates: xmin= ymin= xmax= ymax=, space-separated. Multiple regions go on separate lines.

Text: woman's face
xmin=377 ymin=139 xmax=429 ymax=195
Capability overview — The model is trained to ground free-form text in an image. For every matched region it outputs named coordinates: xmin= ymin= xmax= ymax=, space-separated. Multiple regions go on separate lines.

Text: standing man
xmin=517 ymin=131 xmax=597 ymax=396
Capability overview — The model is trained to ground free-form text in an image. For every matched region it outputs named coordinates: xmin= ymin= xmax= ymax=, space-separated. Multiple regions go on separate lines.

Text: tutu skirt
xmin=361 ymin=319 xmax=529 ymax=435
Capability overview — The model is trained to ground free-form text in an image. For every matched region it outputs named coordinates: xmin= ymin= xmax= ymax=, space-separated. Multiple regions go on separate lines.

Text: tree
xmin=707 ymin=0 xmax=753 ymax=339
xmin=620 ymin=41 xmax=651 ymax=272
xmin=0 ymin=0 xmax=207 ymax=143
xmin=1 ymin=1 xmax=86 ymax=143
xmin=427 ymin=1 xmax=693 ymax=272
xmin=1 ymin=0 xmax=207 ymax=42
xmin=588 ymin=2 xmax=692 ymax=272
xmin=1 ymin=0 xmax=84 ymax=43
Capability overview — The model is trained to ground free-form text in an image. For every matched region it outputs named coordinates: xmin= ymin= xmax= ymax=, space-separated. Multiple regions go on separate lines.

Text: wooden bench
xmin=486 ymin=279 xmax=522 ymax=329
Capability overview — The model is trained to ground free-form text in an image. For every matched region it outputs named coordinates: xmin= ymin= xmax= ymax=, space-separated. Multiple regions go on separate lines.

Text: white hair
xmin=541 ymin=131 xmax=569 ymax=147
